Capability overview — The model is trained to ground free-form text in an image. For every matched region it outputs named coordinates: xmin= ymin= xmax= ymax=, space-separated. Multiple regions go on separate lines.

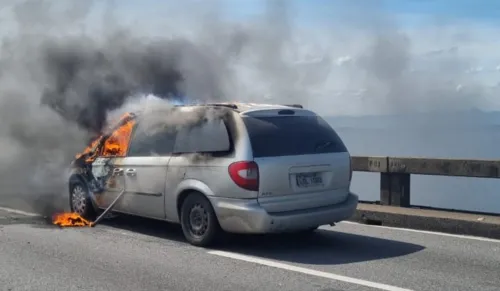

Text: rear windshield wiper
xmin=315 ymin=141 xmax=333 ymax=152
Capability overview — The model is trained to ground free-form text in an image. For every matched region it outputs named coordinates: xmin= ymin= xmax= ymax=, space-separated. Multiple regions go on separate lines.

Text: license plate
xmin=296 ymin=172 xmax=323 ymax=187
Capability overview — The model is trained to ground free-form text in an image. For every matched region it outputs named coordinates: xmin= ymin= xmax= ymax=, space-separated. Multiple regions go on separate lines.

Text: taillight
xmin=228 ymin=161 xmax=259 ymax=191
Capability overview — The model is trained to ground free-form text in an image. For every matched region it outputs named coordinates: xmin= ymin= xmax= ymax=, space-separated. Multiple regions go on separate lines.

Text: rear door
xmin=164 ymin=117 xmax=234 ymax=221
xmin=241 ymin=109 xmax=351 ymax=212
xmin=117 ymin=124 xmax=177 ymax=219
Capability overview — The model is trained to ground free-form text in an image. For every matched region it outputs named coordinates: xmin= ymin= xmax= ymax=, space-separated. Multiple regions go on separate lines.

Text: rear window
xmin=243 ymin=115 xmax=347 ymax=158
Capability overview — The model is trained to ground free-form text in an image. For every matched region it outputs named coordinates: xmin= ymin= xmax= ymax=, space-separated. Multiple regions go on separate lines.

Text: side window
xmin=101 ymin=120 xmax=135 ymax=157
xmin=127 ymin=126 xmax=177 ymax=157
xmin=173 ymin=119 xmax=231 ymax=153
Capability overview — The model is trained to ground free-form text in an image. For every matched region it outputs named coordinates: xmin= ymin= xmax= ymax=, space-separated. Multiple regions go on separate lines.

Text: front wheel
xmin=69 ymin=180 xmax=97 ymax=221
xmin=180 ymin=192 xmax=221 ymax=247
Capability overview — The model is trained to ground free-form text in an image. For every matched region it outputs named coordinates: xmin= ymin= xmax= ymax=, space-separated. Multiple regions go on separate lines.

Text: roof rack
xmin=201 ymin=103 xmax=238 ymax=109
xmin=283 ymin=104 xmax=303 ymax=108
xmin=174 ymin=103 xmax=238 ymax=109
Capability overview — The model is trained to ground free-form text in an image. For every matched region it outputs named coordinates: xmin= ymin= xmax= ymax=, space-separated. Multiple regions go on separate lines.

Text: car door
xmin=116 ymin=124 xmax=177 ymax=219
xmin=90 ymin=119 xmax=136 ymax=211
xmin=163 ymin=118 xmax=233 ymax=222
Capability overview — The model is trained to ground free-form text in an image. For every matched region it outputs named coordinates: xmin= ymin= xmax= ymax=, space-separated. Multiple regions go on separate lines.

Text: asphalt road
xmin=0 ymin=207 xmax=499 ymax=291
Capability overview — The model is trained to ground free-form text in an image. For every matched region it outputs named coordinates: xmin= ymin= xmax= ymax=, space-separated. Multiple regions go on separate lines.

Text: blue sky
xmin=117 ymin=0 xmax=500 ymax=29
xmin=2 ymin=0 xmax=498 ymax=31
xmin=293 ymin=0 xmax=500 ymax=26
xmin=383 ymin=0 xmax=500 ymax=21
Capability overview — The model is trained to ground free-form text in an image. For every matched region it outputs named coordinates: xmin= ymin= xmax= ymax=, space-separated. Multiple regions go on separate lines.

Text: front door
xmin=90 ymin=117 xmax=136 ymax=211
xmin=90 ymin=157 xmax=127 ymax=210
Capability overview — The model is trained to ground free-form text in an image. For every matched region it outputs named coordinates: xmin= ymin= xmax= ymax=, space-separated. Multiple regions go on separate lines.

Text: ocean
xmin=325 ymin=111 xmax=500 ymax=214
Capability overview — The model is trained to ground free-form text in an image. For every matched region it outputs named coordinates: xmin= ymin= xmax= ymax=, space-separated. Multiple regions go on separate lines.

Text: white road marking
xmin=339 ymin=221 xmax=500 ymax=243
xmin=0 ymin=206 xmax=41 ymax=217
xmin=208 ymin=250 xmax=414 ymax=291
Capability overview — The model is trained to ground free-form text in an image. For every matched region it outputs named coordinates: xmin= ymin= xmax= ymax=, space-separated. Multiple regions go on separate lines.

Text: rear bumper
xmin=208 ymin=193 xmax=358 ymax=234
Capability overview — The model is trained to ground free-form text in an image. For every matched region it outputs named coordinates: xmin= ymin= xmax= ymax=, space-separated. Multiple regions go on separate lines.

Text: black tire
xmin=69 ymin=179 xmax=97 ymax=221
xmin=180 ymin=192 xmax=221 ymax=247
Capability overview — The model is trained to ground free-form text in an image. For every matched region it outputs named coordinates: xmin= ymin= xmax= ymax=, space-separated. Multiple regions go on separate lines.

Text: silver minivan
xmin=68 ymin=103 xmax=358 ymax=246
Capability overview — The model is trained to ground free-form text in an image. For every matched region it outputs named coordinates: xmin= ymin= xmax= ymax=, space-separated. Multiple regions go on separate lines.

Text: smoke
xmin=0 ymin=0 xmax=495 ymax=215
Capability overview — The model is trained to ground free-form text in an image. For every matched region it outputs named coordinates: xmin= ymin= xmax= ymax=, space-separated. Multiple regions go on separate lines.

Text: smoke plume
xmin=0 ymin=0 xmax=495 ymax=215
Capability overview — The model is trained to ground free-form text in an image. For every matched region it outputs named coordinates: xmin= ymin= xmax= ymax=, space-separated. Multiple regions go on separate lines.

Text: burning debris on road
xmin=52 ymin=212 xmax=91 ymax=227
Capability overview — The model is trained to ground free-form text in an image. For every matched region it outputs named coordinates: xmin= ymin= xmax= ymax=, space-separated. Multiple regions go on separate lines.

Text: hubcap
xmin=71 ymin=185 xmax=87 ymax=215
xmin=188 ymin=204 xmax=209 ymax=237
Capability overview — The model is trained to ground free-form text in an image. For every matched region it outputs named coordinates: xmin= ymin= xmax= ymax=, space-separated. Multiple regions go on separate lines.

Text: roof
xmin=173 ymin=102 xmax=304 ymax=113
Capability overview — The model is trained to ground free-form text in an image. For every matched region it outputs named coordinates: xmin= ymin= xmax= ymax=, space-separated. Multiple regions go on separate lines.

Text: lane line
xmin=208 ymin=250 xmax=414 ymax=291
xmin=0 ymin=206 xmax=41 ymax=217
xmin=338 ymin=221 xmax=500 ymax=243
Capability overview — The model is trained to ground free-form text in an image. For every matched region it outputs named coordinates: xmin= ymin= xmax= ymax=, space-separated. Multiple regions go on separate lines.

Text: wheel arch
xmin=68 ymin=173 xmax=89 ymax=192
xmin=174 ymin=179 xmax=216 ymax=221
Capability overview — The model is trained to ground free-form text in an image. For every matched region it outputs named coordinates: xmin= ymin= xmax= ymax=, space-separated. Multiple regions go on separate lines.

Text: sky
xmin=86 ymin=0 xmax=500 ymax=114
xmin=178 ymin=0 xmax=500 ymax=26
xmin=2 ymin=0 xmax=499 ymax=38
xmin=2 ymin=0 xmax=500 ymax=115
xmin=109 ymin=0 xmax=500 ymax=27
xmin=384 ymin=0 xmax=500 ymax=22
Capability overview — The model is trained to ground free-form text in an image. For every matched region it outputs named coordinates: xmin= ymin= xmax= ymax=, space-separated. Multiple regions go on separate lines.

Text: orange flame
xmin=52 ymin=212 xmax=91 ymax=227
xmin=101 ymin=118 xmax=135 ymax=157
xmin=74 ymin=112 xmax=136 ymax=163
xmin=75 ymin=137 xmax=102 ymax=162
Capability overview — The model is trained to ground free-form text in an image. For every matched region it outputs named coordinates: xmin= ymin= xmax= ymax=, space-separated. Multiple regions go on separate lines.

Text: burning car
xmin=66 ymin=102 xmax=358 ymax=247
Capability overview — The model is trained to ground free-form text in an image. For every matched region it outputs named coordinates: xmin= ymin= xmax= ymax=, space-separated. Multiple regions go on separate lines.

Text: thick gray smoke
xmin=0 ymin=0 xmax=494 ymax=215
xmin=0 ymin=0 xmax=300 ymax=215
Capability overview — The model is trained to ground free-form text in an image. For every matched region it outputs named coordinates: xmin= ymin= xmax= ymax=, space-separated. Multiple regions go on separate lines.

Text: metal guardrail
xmin=351 ymin=156 xmax=500 ymax=207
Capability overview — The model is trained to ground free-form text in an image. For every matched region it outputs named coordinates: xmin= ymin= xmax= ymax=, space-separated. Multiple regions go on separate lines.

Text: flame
xmin=74 ymin=112 xmax=136 ymax=163
xmin=52 ymin=212 xmax=91 ymax=227
xmin=102 ymin=118 xmax=135 ymax=157
xmin=75 ymin=137 xmax=102 ymax=163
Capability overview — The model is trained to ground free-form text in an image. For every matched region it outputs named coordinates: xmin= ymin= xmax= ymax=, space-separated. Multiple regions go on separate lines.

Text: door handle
xmin=112 ymin=168 xmax=124 ymax=176
xmin=125 ymin=168 xmax=136 ymax=176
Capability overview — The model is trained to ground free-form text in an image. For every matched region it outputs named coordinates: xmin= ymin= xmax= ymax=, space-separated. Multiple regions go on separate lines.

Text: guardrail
xmin=351 ymin=156 xmax=500 ymax=207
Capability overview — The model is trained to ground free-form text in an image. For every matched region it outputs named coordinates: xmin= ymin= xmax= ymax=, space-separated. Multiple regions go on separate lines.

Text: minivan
xmin=68 ymin=102 xmax=358 ymax=246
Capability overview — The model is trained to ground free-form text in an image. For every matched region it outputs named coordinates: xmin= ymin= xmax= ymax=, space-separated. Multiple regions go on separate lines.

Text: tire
xmin=69 ymin=180 xmax=97 ymax=221
xmin=180 ymin=192 xmax=221 ymax=247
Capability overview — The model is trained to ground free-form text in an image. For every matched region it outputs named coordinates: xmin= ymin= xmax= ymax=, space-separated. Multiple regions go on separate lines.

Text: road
xmin=0 ymin=207 xmax=499 ymax=291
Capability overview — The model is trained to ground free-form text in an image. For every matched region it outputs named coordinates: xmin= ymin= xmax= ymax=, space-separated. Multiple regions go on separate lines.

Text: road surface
xmin=0 ymin=207 xmax=499 ymax=291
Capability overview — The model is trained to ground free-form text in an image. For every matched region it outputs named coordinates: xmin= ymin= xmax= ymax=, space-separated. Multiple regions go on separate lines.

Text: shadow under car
xmin=101 ymin=214 xmax=426 ymax=266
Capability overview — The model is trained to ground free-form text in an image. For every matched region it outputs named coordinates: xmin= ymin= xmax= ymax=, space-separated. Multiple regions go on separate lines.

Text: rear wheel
xmin=180 ymin=192 xmax=221 ymax=247
xmin=69 ymin=180 xmax=97 ymax=221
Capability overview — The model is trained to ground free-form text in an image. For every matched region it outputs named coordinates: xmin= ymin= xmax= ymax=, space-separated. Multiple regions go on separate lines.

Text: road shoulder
xmin=350 ymin=203 xmax=500 ymax=239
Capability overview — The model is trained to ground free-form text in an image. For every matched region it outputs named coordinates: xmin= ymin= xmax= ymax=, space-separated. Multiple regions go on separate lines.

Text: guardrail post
xmin=380 ymin=173 xmax=411 ymax=207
